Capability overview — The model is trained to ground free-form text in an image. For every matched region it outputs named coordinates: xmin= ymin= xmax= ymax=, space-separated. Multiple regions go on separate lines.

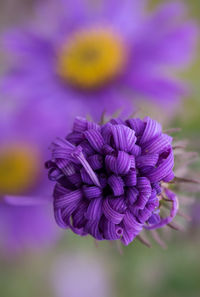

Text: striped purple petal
xmin=124 ymin=170 xmax=137 ymax=186
xmin=85 ymin=198 xmax=102 ymax=221
xmin=84 ymin=129 xmax=105 ymax=153
xmin=136 ymin=154 xmax=159 ymax=168
xmin=139 ymin=117 xmax=162 ymax=145
xmin=126 ymin=187 xmax=139 ymax=204
xmin=83 ymin=186 xmax=102 ymax=200
xmin=103 ymin=198 xmax=124 ymax=224
xmin=110 ymin=124 xmax=136 ymax=152
xmin=146 ymin=149 xmax=174 ymax=182
xmin=105 ymin=151 xmax=131 ymax=175
xmin=108 ymin=175 xmax=124 ymax=196
xmin=104 ymin=220 xmax=123 ymax=240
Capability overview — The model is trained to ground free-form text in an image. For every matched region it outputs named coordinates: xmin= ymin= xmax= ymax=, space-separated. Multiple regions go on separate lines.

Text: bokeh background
xmin=0 ymin=0 xmax=200 ymax=296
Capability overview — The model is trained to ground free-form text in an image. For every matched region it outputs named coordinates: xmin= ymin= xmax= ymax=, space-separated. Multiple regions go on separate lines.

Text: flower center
xmin=57 ymin=28 xmax=126 ymax=89
xmin=0 ymin=144 xmax=39 ymax=195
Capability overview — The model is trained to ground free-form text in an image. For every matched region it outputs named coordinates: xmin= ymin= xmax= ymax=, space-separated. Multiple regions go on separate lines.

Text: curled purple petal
xmin=103 ymin=198 xmax=124 ymax=224
xmin=108 ymin=175 xmax=124 ymax=196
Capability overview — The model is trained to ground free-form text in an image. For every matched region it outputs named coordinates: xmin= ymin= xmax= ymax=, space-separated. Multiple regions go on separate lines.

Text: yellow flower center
xmin=0 ymin=144 xmax=40 ymax=196
xmin=57 ymin=28 xmax=126 ymax=89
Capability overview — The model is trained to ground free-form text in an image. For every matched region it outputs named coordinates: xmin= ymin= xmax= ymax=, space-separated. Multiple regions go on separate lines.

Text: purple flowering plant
xmin=46 ymin=115 xmax=182 ymax=246
xmin=1 ymin=0 xmax=197 ymax=119
xmin=0 ymin=0 xmax=198 ymax=252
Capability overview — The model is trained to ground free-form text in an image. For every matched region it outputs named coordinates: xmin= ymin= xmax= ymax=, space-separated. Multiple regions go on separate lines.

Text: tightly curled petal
xmin=73 ymin=117 xmax=89 ymax=132
xmin=48 ymin=167 xmax=63 ymax=181
xmin=73 ymin=117 xmax=100 ymax=132
xmin=105 ymin=151 xmax=131 ymax=174
xmin=54 ymin=208 xmax=69 ymax=229
xmin=126 ymin=118 xmax=145 ymax=136
xmin=138 ymin=207 xmax=152 ymax=223
xmin=137 ymin=177 xmax=151 ymax=196
xmin=126 ymin=187 xmax=139 ymax=204
xmin=124 ymin=170 xmax=137 ymax=186
xmin=148 ymin=213 xmax=161 ymax=225
xmin=101 ymin=122 xmax=112 ymax=144
xmin=83 ymin=186 xmax=102 ymax=199
xmin=70 ymin=225 xmax=87 ymax=236
xmin=84 ymin=129 xmax=105 ymax=152
xmin=61 ymin=202 xmax=79 ymax=224
xmin=104 ymin=220 xmax=123 ymax=240
xmin=123 ymin=211 xmax=143 ymax=233
xmin=135 ymin=177 xmax=152 ymax=209
xmin=110 ymin=118 xmax=125 ymax=125
xmin=130 ymin=156 xmax=136 ymax=169
xmin=139 ymin=117 xmax=162 ymax=145
xmin=54 ymin=183 xmax=68 ymax=197
xmin=136 ymin=154 xmax=159 ymax=168
xmin=73 ymin=201 xmax=88 ymax=228
xmin=121 ymin=229 xmax=136 ymax=246
xmin=85 ymin=198 xmax=102 ymax=220
xmin=51 ymin=138 xmax=78 ymax=162
xmin=85 ymin=220 xmax=103 ymax=240
xmin=103 ymin=198 xmax=124 ymax=224
xmin=67 ymin=132 xmax=84 ymax=145
xmin=143 ymin=134 xmax=172 ymax=154
xmin=146 ymin=149 xmax=174 ymax=182
xmin=77 ymin=140 xmax=95 ymax=156
xmin=162 ymin=171 xmax=174 ymax=182
xmin=67 ymin=173 xmax=82 ymax=187
xmin=108 ymin=175 xmax=124 ymax=196
xmin=88 ymin=154 xmax=103 ymax=170
xmin=109 ymin=197 xmax=127 ymax=213
xmin=56 ymin=160 xmax=76 ymax=176
xmin=146 ymin=190 xmax=159 ymax=211
xmin=134 ymin=194 xmax=149 ymax=209
xmin=130 ymin=145 xmax=141 ymax=156
xmin=98 ymin=174 xmax=107 ymax=188
xmin=80 ymin=168 xmax=94 ymax=185
xmin=54 ymin=189 xmax=82 ymax=209
xmin=102 ymin=143 xmax=114 ymax=154
xmin=110 ymin=124 xmax=136 ymax=152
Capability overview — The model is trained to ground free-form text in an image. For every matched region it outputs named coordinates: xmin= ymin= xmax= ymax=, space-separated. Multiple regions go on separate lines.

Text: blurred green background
xmin=0 ymin=1 xmax=199 ymax=297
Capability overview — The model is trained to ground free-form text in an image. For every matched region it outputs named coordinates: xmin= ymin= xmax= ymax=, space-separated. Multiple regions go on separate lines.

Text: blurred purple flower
xmin=1 ymin=0 xmax=198 ymax=119
xmin=0 ymin=107 xmax=60 ymax=254
xmin=46 ymin=116 xmax=178 ymax=245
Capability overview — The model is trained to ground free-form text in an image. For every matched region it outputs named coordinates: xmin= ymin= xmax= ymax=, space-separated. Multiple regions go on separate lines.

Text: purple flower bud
xmin=46 ymin=116 xmax=178 ymax=245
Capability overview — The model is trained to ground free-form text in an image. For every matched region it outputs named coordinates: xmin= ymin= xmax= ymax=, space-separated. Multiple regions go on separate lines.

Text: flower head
xmin=46 ymin=116 xmax=178 ymax=245
xmin=1 ymin=0 xmax=197 ymax=119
